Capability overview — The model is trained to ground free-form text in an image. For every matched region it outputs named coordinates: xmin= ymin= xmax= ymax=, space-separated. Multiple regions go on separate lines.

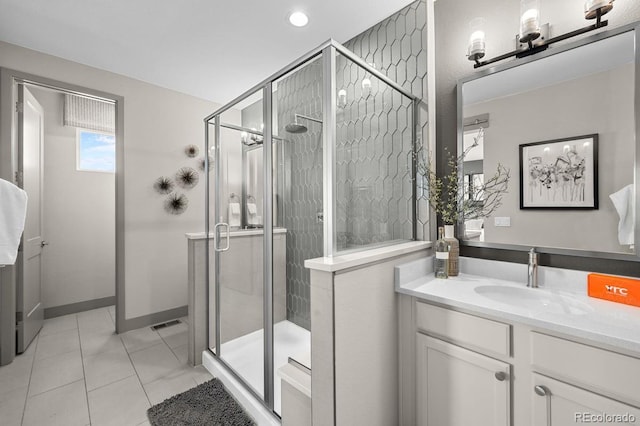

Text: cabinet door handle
xmin=534 ymin=385 xmax=552 ymax=426
xmin=494 ymin=371 xmax=507 ymax=381
xmin=534 ymin=385 xmax=549 ymax=396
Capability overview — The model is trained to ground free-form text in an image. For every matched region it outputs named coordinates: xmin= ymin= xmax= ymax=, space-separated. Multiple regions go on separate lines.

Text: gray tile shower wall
xmin=277 ymin=59 xmax=323 ymax=331
xmin=334 ymin=56 xmax=413 ymax=249
xmin=342 ymin=0 xmax=429 ymax=243
xmin=276 ymin=0 xmax=429 ymax=330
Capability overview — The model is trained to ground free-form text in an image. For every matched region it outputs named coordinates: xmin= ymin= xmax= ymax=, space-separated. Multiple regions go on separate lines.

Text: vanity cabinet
xmin=530 ymin=332 xmax=640 ymax=425
xmin=415 ymin=302 xmax=512 ymax=426
xmin=407 ymin=299 xmax=640 ymax=426
xmin=416 ymin=333 xmax=511 ymax=426
xmin=531 ymin=374 xmax=640 ymax=426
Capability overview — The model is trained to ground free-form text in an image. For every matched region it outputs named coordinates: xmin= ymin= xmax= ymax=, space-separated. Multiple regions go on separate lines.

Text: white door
xmin=532 ymin=374 xmax=640 ymax=426
xmin=16 ymin=84 xmax=44 ymax=353
xmin=416 ymin=333 xmax=511 ymax=426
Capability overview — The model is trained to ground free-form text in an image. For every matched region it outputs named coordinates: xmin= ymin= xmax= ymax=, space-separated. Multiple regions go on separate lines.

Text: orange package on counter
xmin=588 ymin=273 xmax=640 ymax=308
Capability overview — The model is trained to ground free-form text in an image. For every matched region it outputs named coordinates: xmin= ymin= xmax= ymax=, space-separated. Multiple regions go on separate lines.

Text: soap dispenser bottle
xmin=435 ymin=226 xmax=450 ymax=279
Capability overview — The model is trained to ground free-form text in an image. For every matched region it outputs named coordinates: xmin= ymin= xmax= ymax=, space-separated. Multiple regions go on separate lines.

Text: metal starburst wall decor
xmin=153 ymin=176 xmax=175 ymax=194
xmin=185 ymin=144 xmax=199 ymax=158
xmin=176 ymin=167 xmax=199 ymax=189
xmin=164 ymin=193 xmax=189 ymax=215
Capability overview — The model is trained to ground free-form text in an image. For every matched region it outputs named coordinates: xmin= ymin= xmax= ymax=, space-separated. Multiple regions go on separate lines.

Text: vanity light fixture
xmin=466 ymin=18 xmax=486 ymax=62
xmin=469 ymin=0 xmax=612 ymax=68
xmin=288 ymin=11 xmax=309 ymax=27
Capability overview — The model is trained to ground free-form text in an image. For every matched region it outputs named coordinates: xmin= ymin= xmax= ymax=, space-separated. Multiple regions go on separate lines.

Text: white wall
xmin=30 ymin=87 xmax=116 ymax=308
xmin=0 ymin=40 xmax=218 ymax=321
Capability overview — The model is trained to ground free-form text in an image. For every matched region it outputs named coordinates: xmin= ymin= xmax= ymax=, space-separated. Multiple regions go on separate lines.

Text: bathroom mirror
xmin=458 ymin=23 xmax=639 ymax=260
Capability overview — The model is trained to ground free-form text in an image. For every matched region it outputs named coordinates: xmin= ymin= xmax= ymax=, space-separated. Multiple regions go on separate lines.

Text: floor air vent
xmin=151 ymin=319 xmax=181 ymax=331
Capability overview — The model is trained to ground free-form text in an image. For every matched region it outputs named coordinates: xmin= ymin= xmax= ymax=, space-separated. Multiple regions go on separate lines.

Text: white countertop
xmin=305 ymin=241 xmax=431 ymax=272
xmin=396 ymin=257 xmax=640 ymax=354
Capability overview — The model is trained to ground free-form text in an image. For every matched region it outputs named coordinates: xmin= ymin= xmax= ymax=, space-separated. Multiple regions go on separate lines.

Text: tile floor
xmin=0 ymin=306 xmax=213 ymax=426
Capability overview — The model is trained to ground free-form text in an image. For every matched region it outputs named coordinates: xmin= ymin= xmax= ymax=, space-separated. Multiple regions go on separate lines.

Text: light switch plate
xmin=494 ymin=217 xmax=511 ymax=227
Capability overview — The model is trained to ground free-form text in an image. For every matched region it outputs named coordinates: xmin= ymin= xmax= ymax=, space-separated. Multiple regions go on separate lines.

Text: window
xmin=76 ymin=129 xmax=116 ymax=173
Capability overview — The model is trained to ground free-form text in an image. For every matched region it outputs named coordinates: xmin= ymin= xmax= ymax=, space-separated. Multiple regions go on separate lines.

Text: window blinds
xmin=64 ymin=94 xmax=115 ymax=133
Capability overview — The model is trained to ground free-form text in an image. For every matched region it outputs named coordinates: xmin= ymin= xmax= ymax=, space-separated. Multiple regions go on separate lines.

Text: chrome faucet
xmin=527 ymin=248 xmax=539 ymax=288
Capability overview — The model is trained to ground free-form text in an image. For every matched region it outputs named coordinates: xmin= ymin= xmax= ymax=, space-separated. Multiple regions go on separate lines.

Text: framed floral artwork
xmin=519 ymin=134 xmax=598 ymax=209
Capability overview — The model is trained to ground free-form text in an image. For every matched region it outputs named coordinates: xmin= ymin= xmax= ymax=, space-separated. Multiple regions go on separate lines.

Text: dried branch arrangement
xmin=416 ymin=128 xmax=511 ymax=224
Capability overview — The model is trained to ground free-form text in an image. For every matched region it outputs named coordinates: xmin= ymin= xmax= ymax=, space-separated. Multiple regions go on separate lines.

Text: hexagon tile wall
xmin=277 ymin=0 xmax=429 ymax=330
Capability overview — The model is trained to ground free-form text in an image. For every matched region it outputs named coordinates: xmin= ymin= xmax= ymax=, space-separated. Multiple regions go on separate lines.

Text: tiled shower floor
xmin=219 ymin=320 xmax=311 ymax=415
xmin=0 ymin=306 xmax=212 ymax=426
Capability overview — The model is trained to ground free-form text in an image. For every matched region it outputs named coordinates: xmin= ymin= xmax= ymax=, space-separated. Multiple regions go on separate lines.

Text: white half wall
xmin=30 ymin=87 xmax=116 ymax=308
xmin=0 ymin=40 xmax=218 ymax=321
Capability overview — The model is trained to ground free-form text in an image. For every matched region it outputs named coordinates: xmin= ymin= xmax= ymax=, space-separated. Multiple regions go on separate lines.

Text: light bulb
xmin=519 ymin=0 xmax=541 ymax=43
xmin=337 ymin=89 xmax=347 ymax=108
xmin=467 ymin=17 xmax=486 ymax=61
xmin=584 ymin=0 xmax=614 ymax=18
xmin=521 ymin=9 xmax=539 ymax=35
xmin=362 ymin=78 xmax=372 ymax=97
xmin=468 ymin=30 xmax=486 ymax=59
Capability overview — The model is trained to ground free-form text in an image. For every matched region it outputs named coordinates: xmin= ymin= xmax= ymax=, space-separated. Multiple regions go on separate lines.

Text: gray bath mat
xmin=147 ymin=378 xmax=256 ymax=426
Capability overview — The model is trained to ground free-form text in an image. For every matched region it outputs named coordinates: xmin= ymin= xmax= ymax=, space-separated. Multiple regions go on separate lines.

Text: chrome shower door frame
xmin=204 ymin=39 xmax=419 ymax=417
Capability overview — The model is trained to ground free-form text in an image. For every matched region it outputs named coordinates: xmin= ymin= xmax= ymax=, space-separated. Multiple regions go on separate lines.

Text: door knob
xmin=495 ymin=371 xmax=507 ymax=381
xmin=40 ymin=241 xmax=49 ymax=248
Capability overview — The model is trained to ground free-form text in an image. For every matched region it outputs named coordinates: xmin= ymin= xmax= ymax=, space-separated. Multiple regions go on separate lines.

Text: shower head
xmin=284 ymin=113 xmax=322 ymax=134
xmin=285 ymin=122 xmax=308 ymax=134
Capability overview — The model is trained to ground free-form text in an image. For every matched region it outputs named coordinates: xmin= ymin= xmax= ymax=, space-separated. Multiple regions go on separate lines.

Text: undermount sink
xmin=474 ymin=285 xmax=594 ymax=315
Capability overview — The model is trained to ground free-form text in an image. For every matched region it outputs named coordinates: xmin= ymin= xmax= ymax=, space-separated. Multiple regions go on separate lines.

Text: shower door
xmin=211 ymin=89 xmax=269 ymax=403
xmin=207 ymin=48 xmax=332 ymax=417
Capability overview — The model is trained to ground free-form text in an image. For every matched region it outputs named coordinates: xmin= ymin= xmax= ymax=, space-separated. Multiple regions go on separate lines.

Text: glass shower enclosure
xmin=204 ymin=40 xmax=417 ymax=416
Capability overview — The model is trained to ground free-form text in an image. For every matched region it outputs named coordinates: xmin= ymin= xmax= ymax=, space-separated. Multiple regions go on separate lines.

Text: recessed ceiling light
xmin=288 ymin=11 xmax=309 ymax=27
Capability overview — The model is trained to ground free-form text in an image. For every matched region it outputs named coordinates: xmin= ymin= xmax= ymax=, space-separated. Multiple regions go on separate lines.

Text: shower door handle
xmin=214 ymin=223 xmax=230 ymax=252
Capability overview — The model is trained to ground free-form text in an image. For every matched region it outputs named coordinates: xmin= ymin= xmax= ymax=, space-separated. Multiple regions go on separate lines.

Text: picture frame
xmin=519 ymin=134 xmax=598 ymax=209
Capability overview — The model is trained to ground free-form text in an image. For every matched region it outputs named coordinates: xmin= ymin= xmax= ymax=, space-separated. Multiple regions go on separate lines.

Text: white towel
xmin=0 ymin=178 xmax=28 ymax=265
xmin=228 ymin=203 xmax=241 ymax=227
xmin=609 ymin=184 xmax=634 ymax=246
xmin=246 ymin=203 xmax=257 ymax=215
